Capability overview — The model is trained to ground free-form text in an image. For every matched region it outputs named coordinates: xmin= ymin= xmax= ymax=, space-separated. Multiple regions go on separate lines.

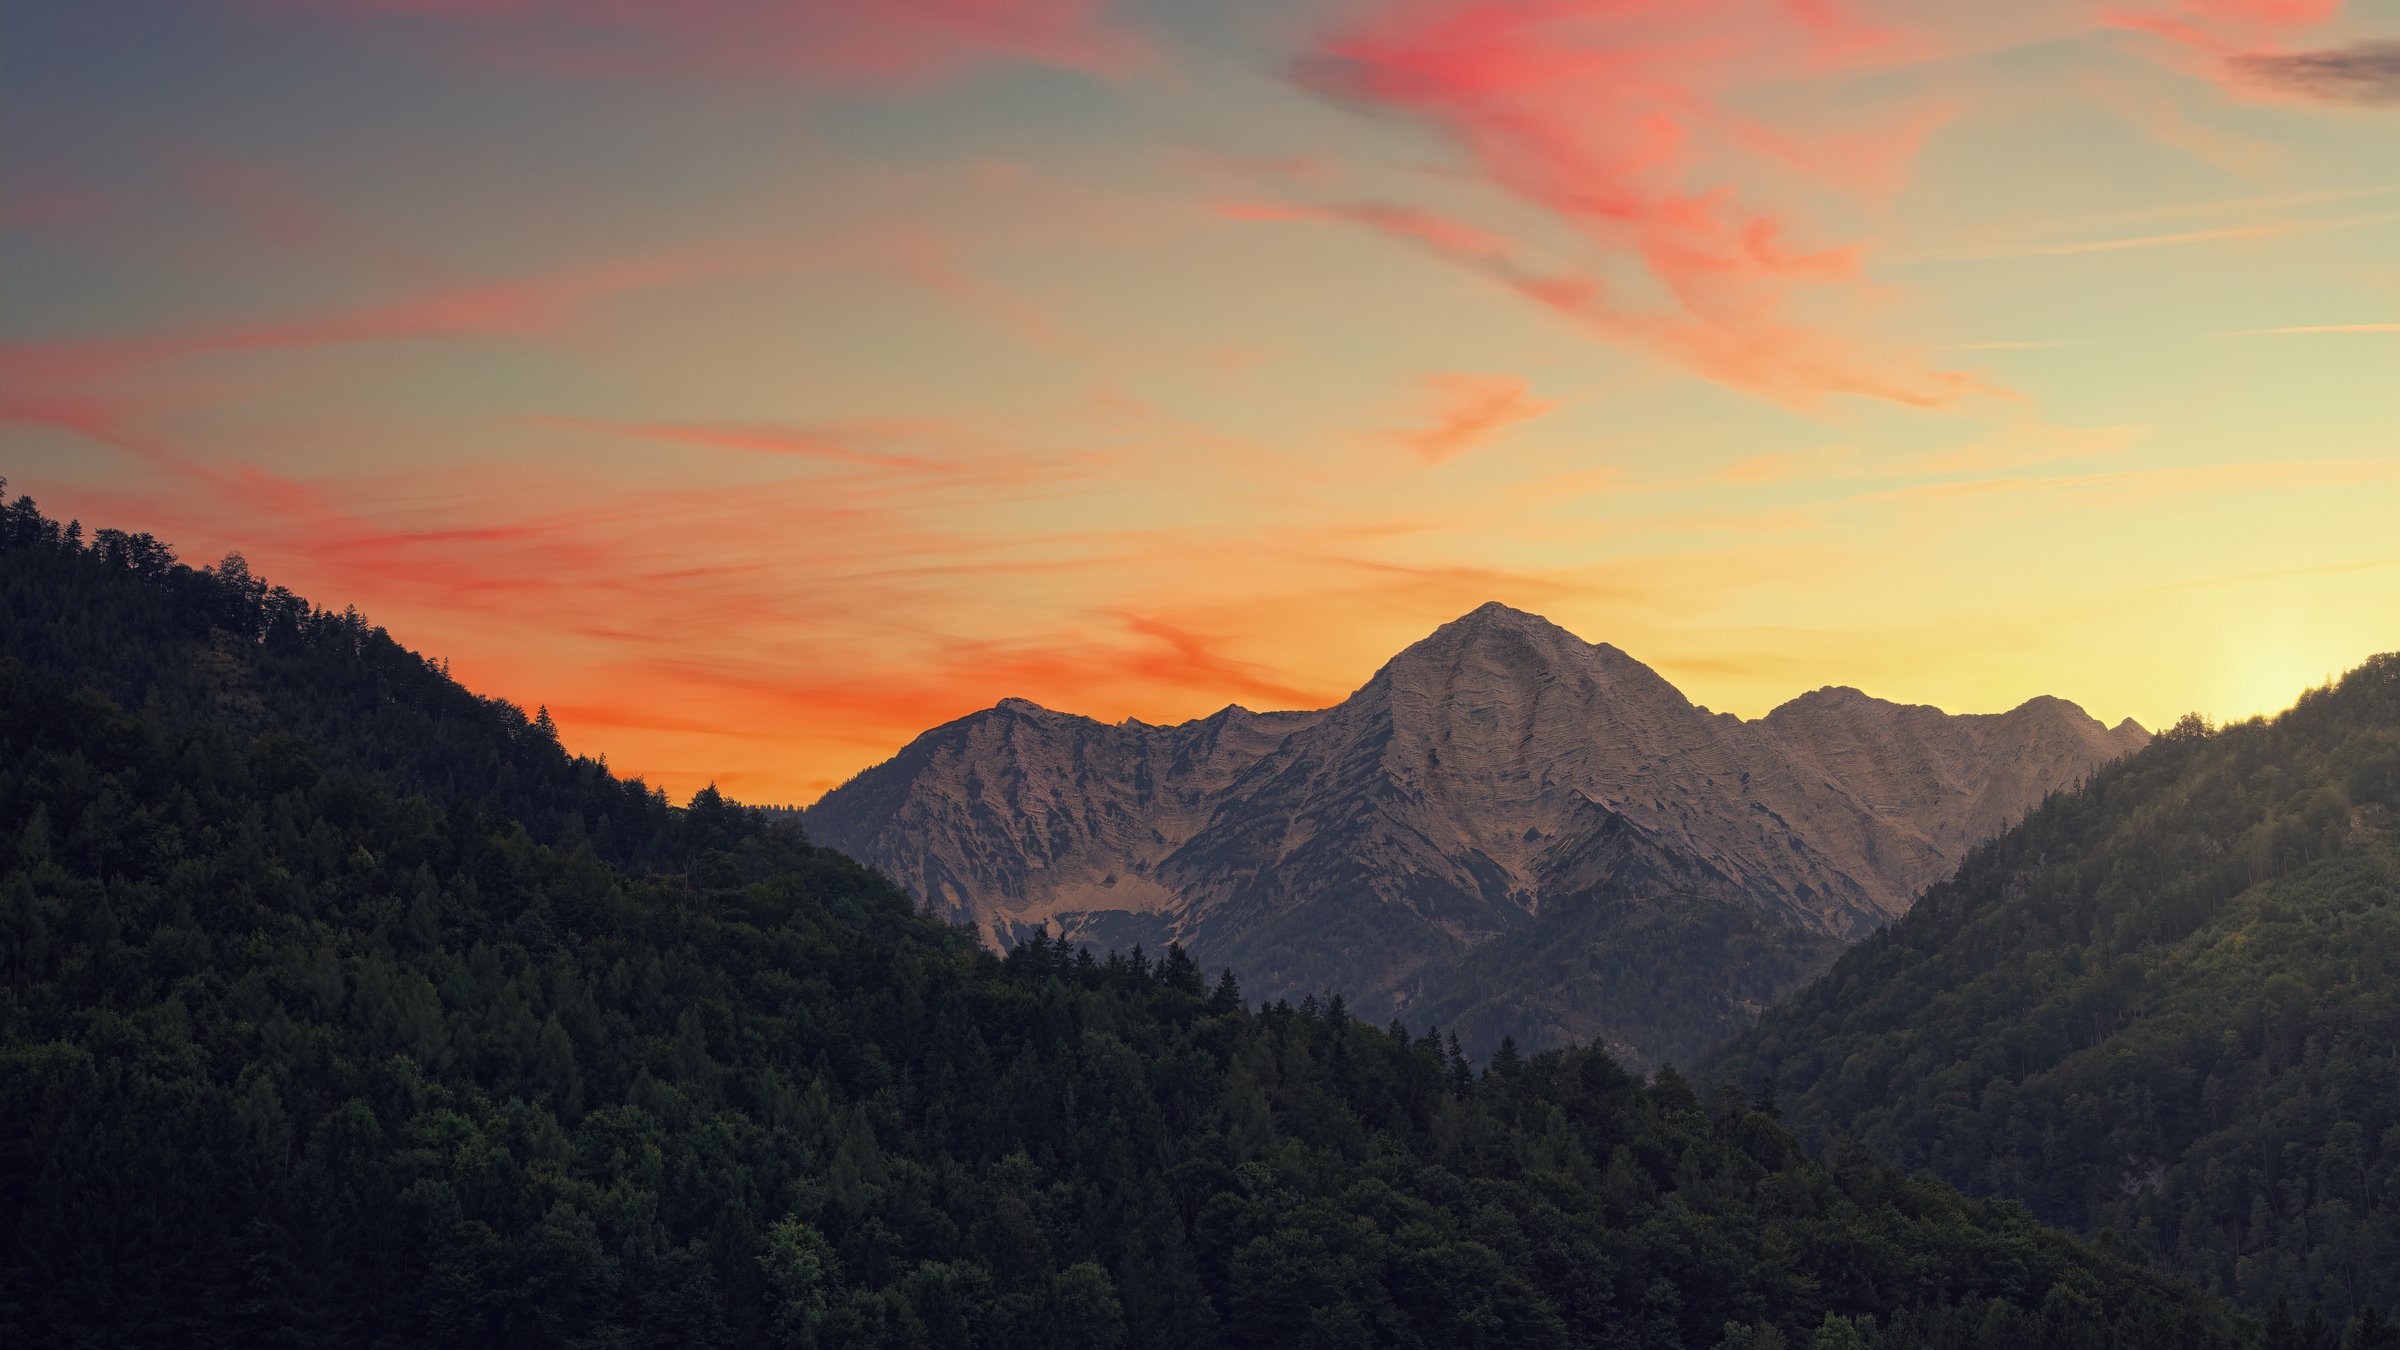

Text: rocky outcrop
xmin=808 ymin=603 xmax=2146 ymax=1063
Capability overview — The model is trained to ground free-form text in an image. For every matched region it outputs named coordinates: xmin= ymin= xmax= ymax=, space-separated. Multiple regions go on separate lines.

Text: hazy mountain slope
xmin=812 ymin=602 xmax=2145 ymax=1062
xmin=1405 ymin=891 xmax=1849 ymax=1068
xmin=1759 ymin=687 xmax=2150 ymax=897
xmin=1708 ymin=656 xmax=2400 ymax=1319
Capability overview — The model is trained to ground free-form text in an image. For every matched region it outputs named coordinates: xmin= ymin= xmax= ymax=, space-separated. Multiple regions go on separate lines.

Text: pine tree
xmin=1208 ymin=969 xmax=1243 ymax=1016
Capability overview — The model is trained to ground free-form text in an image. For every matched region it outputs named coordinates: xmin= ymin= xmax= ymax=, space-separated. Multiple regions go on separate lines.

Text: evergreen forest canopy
xmin=0 ymin=483 xmax=712 ymax=874
xmin=0 ymin=477 xmax=2358 ymax=1348
xmin=1711 ymin=654 xmax=2400 ymax=1330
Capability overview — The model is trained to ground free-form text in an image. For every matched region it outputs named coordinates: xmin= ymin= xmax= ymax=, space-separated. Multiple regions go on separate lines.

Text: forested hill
xmin=0 ymin=479 xmax=724 ymax=873
xmin=1 ymin=484 xmax=2251 ymax=1348
xmin=1710 ymin=655 xmax=2400 ymax=1324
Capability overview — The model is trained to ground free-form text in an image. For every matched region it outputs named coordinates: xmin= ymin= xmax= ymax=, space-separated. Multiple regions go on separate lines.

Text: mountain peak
xmin=1442 ymin=600 xmax=1582 ymax=641
xmin=1385 ymin=601 xmax=1679 ymax=692
xmin=1782 ymin=684 xmax=1880 ymax=709
xmin=987 ymin=696 xmax=1096 ymax=728
xmin=1458 ymin=598 xmax=1552 ymax=623
xmin=1355 ymin=605 xmax=1705 ymax=748
xmin=1393 ymin=602 xmax=1601 ymax=666
xmin=1999 ymin=695 xmax=2146 ymax=743
xmin=2005 ymin=693 xmax=2078 ymax=715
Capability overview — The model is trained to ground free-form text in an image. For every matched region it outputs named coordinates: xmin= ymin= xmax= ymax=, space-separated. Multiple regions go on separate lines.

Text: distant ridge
xmin=809 ymin=603 xmax=2146 ymax=1065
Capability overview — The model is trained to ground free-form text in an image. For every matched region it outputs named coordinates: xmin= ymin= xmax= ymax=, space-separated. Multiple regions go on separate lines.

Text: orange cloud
xmin=22 ymin=399 xmax=1701 ymax=800
xmin=618 ymin=614 xmax=1341 ymax=762
xmin=1389 ymin=372 xmax=1556 ymax=464
xmin=1108 ymin=611 xmax=1330 ymax=707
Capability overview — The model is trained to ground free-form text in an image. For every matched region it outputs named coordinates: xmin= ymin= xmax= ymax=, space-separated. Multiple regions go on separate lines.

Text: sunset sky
xmin=6 ymin=0 xmax=2398 ymax=803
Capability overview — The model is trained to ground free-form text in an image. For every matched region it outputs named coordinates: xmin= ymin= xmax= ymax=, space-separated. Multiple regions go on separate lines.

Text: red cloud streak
xmin=2111 ymin=0 xmax=2344 ymax=57
xmin=1285 ymin=0 xmax=1973 ymax=408
xmin=1393 ymin=373 xmax=1557 ymax=464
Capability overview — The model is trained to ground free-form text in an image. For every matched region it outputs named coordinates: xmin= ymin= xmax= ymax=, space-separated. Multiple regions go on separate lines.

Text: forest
xmin=0 ymin=479 xmax=2368 ymax=1348
xmin=1713 ymin=654 xmax=2400 ymax=1328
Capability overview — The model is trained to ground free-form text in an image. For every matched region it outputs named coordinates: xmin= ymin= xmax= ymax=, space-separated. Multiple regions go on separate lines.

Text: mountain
xmin=0 ymin=485 xmax=2257 ymax=1348
xmin=1707 ymin=656 xmax=2400 ymax=1321
xmin=810 ymin=602 xmax=2147 ymax=1064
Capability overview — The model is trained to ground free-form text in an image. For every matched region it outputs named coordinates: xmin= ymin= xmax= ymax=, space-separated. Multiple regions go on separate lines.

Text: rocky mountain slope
xmin=809 ymin=603 xmax=2148 ymax=1063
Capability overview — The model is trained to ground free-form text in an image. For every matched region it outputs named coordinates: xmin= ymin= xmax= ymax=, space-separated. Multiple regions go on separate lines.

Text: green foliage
xmin=0 ymin=484 xmax=2256 ymax=1346
xmin=1714 ymin=655 xmax=2400 ymax=1326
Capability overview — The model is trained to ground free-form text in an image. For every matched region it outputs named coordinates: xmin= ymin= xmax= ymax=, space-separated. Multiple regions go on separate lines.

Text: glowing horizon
xmin=6 ymin=0 xmax=2397 ymax=803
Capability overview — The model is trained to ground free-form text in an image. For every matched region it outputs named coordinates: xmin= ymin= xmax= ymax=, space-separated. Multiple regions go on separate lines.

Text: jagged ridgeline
xmin=1710 ymin=655 xmax=2400 ymax=1324
xmin=2 ymin=483 xmax=2249 ymax=1347
xmin=808 ymin=601 xmax=2148 ymax=1069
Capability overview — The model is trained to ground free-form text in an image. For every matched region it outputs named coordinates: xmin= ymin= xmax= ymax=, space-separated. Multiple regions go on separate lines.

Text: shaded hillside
xmin=0 ymin=487 xmax=2249 ymax=1348
xmin=1711 ymin=656 xmax=2400 ymax=1321
xmin=0 ymin=480 xmax=704 ymax=872
xmin=812 ymin=602 xmax=2145 ymax=1063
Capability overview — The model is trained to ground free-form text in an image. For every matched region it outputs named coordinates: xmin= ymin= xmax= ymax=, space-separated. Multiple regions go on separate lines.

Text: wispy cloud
xmin=879 ymin=235 xmax=1086 ymax=356
xmin=1228 ymin=198 xmax=1978 ymax=408
xmin=1897 ymin=209 xmax=2400 ymax=261
xmin=2217 ymin=322 xmax=2400 ymax=335
xmin=1266 ymin=0 xmax=1973 ymax=409
xmin=534 ymin=415 xmax=1092 ymax=489
xmin=1713 ymin=445 xmax=1866 ymax=486
xmin=1845 ymin=455 xmax=2400 ymax=510
xmin=0 ymin=256 xmax=709 ymax=387
xmin=1901 ymin=421 xmax=2147 ymax=475
xmin=2108 ymin=0 xmax=2344 ymax=62
xmin=1387 ymin=372 xmax=1556 ymax=464
xmin=1702 ymin=420 xmax=2141 ymax=487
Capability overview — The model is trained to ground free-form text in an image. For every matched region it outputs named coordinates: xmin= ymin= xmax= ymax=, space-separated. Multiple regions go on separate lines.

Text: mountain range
xmin=0 ymin=479 xmax=2254 ymax=1349
xmin=21 ymin=481 xmax=2397 ymax=1335
xmin=810 ymin=602 xmax=2149 ymax=1064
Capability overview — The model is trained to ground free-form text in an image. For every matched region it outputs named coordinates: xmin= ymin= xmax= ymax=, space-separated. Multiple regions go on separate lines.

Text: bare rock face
xmin=807 ymin=603 xmax=2146 ymax=1065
